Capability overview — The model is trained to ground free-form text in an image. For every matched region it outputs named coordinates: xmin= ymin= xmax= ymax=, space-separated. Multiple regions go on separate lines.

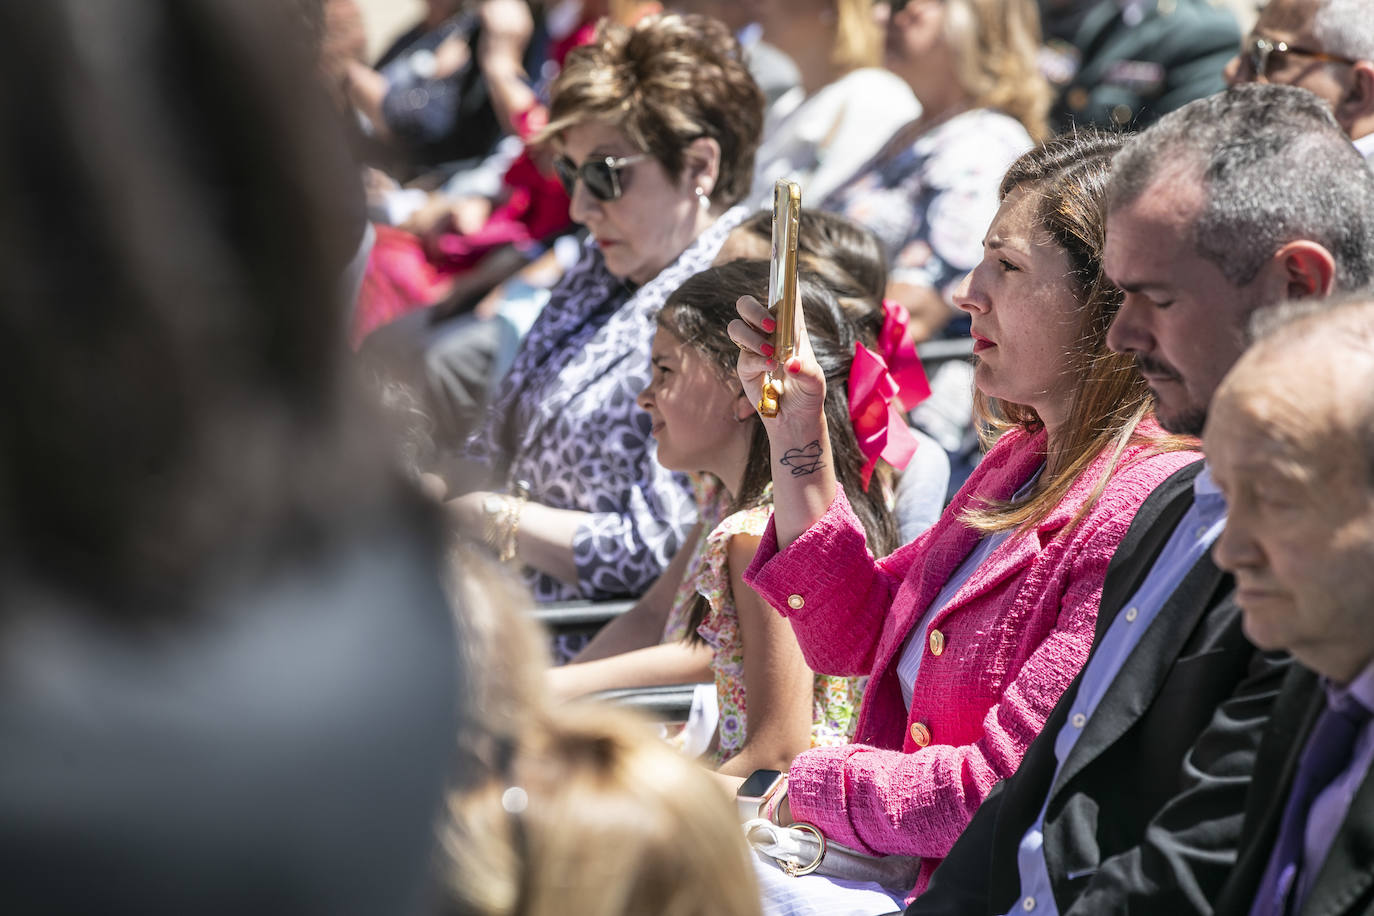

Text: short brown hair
xmin=542 ymin=13 xmax=765 ymax=208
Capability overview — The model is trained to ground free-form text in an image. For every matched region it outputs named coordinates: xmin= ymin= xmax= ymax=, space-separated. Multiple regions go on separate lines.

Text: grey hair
xmin=1246 ymin=291 xmax=1374 ymax=485
xmin=1108 ymin=83 xmax=1374 ymax=291
xmin=1312 ymin=0 xmax=1374 ymax=63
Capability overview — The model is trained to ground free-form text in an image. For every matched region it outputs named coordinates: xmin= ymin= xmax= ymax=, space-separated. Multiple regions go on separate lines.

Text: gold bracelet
xmin=498 ymin=492 xmax=525 ymax=564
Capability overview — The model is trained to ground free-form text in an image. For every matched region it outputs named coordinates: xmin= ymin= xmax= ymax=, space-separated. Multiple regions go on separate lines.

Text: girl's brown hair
xmin=658 ymin=260 xmax=900 ymax=641
xmin=963 ymin=130 xmax=1194 ymax=534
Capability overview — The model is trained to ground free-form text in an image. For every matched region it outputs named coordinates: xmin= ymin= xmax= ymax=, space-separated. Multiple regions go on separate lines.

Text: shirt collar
xmin=1326 ymin=656 xmax=1374 ymax=718
xmin=1192 ymin=462 xmax=1227 ymax=520
xmin=1354 ymin=132 xmax=1374 ymax=164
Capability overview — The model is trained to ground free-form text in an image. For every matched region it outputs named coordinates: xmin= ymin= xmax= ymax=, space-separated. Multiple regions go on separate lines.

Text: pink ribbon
xmin=877 ymin=299 xmax=932 ymax=410
xmin=846 ymin=300 xmax=932 ymax=490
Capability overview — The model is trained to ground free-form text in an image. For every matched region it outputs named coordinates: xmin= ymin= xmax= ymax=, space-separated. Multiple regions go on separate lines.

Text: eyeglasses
xmin=553 ymin=153 xmax=649 ymax=202
xmin=1240 ymin=35 xmax=1359 ymax=79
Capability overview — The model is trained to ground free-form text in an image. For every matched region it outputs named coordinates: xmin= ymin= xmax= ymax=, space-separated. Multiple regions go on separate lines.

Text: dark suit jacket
xmin=911 ymin=463 xmax=1291 ymax=916
xmin=1213 ymin=666 xmax=1374 ymax=916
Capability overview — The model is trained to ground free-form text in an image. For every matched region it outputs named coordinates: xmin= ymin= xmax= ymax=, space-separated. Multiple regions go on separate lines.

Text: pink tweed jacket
xmin=744 ymin=424 xmax=1200 ymax=902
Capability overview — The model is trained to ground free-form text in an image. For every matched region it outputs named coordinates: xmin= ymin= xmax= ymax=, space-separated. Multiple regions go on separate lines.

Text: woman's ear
xmin=683 ymin=136 xmax=723 ymax=200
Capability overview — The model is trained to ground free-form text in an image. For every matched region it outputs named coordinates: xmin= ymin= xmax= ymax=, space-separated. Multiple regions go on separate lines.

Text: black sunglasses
xmin=1240 ymin=34 xmax=1359 ymax=79
xmin=553 ymin=153 xmax=649 ymax=202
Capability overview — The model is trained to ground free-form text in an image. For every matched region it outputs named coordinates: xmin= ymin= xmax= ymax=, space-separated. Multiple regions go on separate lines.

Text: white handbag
xmin=743 ymin=818 xmax=922 ymax=893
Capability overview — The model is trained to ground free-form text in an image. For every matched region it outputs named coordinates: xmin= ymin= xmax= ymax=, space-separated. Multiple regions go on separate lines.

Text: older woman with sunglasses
xmin=445 ymin=14 xmax=766 ymax=608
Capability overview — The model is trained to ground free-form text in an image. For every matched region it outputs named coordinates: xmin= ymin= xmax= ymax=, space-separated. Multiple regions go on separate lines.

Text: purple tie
xmin=1248 ymin=697 xmax=1373 ymax=916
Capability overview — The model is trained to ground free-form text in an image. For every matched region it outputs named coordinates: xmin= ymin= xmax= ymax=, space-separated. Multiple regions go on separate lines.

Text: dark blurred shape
xmin=0 ymin=1 xmax=459 ymax=912
xmin=1038 ymin=0 xmax=1240 ymax=131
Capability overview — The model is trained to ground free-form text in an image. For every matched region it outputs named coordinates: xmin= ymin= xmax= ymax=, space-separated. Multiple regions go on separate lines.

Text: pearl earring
xmin=695 ymin=186 xmax=710 ymax=210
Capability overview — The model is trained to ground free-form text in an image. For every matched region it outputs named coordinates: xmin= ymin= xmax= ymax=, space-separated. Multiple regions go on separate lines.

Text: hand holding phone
xmin=757 ymin=179 xmax=801 ymax=418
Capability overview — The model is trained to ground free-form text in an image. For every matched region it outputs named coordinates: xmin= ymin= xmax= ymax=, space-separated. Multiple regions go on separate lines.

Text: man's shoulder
xmin=1110 ymin=461 xmax=1204 ymax=560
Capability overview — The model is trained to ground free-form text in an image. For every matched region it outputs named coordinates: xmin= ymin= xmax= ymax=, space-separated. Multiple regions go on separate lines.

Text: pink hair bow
xmin=847 ymin=300 xmax=932 ymax=490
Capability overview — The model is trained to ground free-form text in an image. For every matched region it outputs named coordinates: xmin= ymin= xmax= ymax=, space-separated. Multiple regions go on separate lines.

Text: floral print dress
xmin=693 ymin=494 xmax=864 ymax=765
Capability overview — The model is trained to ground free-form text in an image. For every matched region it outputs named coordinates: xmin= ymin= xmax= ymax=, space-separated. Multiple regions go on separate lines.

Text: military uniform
xmin=1039 ymin=0 xmax=1240 ymax=131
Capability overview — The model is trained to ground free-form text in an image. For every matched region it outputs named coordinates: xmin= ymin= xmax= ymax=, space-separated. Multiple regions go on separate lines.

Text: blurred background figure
xmin=1034 ymin=0 xmax=1240 ymax=131
xmin=0 ymin=1 xmax=460 ymax=912
xmin=1224 ymin=0 xmax=1374 ymax=163
xmin=747 ymin=0 xmax=920 ymax=205
xmin=344 ymin=0 xmax=539 ymax=181
xmin=822 ymin=0 xmax=1051 ymax=492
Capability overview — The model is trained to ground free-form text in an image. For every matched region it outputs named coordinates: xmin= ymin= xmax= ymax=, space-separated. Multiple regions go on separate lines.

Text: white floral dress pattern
xmin=466 ymin=207 xmax=749 ymax=601
xmin=696 ymin=498 xmax=863 ymax=765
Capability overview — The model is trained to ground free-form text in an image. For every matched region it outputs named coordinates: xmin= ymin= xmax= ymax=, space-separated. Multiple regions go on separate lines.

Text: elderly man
xmin=1225 ymin=0 xmax=1374 ymax=161
xmin=1206 ymin=298 xmax=1374 ymax=916
xmin=911 ymin=83 xmax=1374 ymax=916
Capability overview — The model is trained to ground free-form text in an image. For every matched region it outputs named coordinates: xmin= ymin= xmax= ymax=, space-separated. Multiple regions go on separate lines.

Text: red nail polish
xmin=786 ymin=357 xmax=802 ymax=374
xmin=760 ymin=342 xmax=775 ymax=357
xmin=762 ymin=317 xmax=777 ymax=332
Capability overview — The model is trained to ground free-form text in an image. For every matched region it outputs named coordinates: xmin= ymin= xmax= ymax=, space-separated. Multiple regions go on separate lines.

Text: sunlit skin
xmin=727 ymin=184 xmax=1089 ymax=545
xmin=1102 ymin=171 xmax=1267 ymax=436
xmin=1207 ymin=337 xmax=1374 ymax=684
xmin=560 ymin=120 xmax=718 ymax=285
xmin=1222 ymin=0 xmax=1374 ymax=141
xmin=952 ymin=186 xmax=1084 ymax=446
xmin=636 ymin=328 xmax=756 ymax=496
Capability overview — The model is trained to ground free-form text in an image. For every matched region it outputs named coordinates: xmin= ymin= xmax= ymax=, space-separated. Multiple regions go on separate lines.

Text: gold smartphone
xmin=758 ymin=179 xmax=801 ymax=418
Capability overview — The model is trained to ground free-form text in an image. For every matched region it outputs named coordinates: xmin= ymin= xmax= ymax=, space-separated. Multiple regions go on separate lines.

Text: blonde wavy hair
xmin=831 ymin=0 xmax=883 ymax=73
xmin=440 ymin=703 xmax=761 ymax=916
xmin=943 ymin=0 xmax=1052 ymax=142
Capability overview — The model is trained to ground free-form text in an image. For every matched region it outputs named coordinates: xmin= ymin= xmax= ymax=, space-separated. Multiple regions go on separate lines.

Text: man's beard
xmin=1137 ymin=355 xmax=1206 ymax=436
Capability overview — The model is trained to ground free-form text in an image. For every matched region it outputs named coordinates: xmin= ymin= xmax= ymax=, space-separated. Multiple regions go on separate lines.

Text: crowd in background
xmin=8 ymin=1 xmax=1374 ymax=915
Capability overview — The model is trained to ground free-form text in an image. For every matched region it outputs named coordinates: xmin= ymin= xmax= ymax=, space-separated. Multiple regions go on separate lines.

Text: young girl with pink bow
xmin=552 ymin=258 xmax=934 ymax=776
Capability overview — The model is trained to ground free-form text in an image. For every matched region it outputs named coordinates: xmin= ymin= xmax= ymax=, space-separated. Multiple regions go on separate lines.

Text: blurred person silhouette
xmin=0 ymin=1 xmax=460 ymax=913
xmin=440 ymin=701 xmax=762 ymax=916
xmin=344 ymin=0 xmax=540 ymax=181
xmin=747 ymin=0 xmax=921 ymax=206
xmin=1036 ymin=0 xmax=1239 ymax=131
xmin=1223 ymin=0 xmax=1374 ymax=163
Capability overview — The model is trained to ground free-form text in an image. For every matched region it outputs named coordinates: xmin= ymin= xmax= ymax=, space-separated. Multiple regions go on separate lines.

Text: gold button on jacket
xmin=928 ymin=629 xmax=945 ymax=657
xmin=910 ymin=722 xmax=932 ymax=747
xmin=787 ymin=594 xmax=805 ymax=610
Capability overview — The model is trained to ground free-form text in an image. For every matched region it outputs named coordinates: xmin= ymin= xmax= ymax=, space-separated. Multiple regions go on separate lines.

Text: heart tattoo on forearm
xmin=779 ymin=440 xmax=825 ymax=477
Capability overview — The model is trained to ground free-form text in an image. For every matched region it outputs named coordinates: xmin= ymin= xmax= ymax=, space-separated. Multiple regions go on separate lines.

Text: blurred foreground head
xmin=441 ymin=702 xmax=763 ymax=916
xmin=0 ymin=0 xmax=391 ymax=601
xmin=0 ymin=2 xmax=460 ymax=913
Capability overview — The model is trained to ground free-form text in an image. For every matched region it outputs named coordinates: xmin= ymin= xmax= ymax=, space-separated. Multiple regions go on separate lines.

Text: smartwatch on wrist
xmin=736 ymin=768 xmax=786 ymax=821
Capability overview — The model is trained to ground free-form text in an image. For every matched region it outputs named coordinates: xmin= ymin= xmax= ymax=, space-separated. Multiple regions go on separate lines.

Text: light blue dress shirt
xmin=1004 ymin=464 xmax=1228 ymax=915
xmin=898 ymin=468 xmax=1044 ymax=708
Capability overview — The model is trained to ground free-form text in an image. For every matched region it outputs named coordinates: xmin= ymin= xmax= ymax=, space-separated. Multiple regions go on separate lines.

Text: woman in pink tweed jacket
xmin=728 ymin=132 xmax=1201 ymax=911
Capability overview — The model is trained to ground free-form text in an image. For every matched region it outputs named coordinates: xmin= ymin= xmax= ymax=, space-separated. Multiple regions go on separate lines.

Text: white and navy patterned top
xmin=468 ymin=206 xmax=749 ymax=601
xmin=822 ymin=108 xmax=1034 ymax=309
